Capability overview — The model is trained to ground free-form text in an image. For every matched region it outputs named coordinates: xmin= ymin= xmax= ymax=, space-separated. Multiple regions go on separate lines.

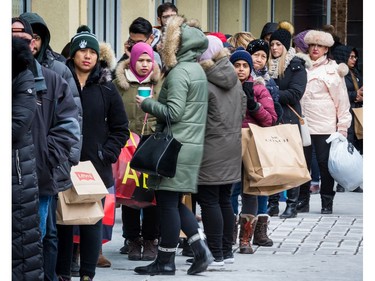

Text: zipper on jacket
xmin=15 ymin=149 xmax=22 ymax=185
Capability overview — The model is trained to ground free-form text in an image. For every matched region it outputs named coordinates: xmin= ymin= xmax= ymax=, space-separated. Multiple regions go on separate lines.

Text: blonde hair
xmin=268 ymin=45 xmax=288 ymax=79
xmin=227 ymin=31 xmax=256 ymax=49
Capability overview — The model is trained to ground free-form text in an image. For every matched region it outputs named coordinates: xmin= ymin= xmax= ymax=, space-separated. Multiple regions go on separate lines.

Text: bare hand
xmin=135 ymin=95 xmax=149 ymax=106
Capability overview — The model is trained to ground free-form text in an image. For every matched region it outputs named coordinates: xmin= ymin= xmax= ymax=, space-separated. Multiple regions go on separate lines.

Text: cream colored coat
xmin=301 ymin=55 xmax=352 ymax=135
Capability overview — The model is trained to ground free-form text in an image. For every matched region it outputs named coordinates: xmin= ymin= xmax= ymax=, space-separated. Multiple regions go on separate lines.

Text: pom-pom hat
xmin=70 ymin=25 xmax=100 ymax=57
xmin=304 ymin=30 xmax=334 ymax=47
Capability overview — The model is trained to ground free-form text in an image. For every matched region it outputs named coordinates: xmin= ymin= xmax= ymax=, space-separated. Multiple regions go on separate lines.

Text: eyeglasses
xmin=161 ymin=14 xmax=177 ymax=20
xmin=127 ymin=36 xmax=150 ymax=46
xmin=349 ymin=55 xmax=358 ymax=60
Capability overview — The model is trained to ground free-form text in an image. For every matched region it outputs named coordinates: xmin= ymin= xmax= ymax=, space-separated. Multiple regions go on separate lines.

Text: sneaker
xmin=80 ymin=276 xmax=92 ymax=281
xmin=309 ymin=184 xmax=320 ymax=194
xmin=223 ymin=253 xmax=235 ymax=264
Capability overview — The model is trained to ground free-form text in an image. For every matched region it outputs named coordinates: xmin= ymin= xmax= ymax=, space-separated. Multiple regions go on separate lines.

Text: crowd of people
xmin=12 ymin=2 xmax=362 ymax=280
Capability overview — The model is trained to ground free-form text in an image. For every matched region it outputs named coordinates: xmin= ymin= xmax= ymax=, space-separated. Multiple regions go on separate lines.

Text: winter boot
xmin=321 ymin=194 xmax=334 ymax=214
xmin=280 ymin=187 xmax=300 ymax=219
xmin=267 ymin=194 xmax=279 ymax=216
xmin=232 ymin=215 xmax=239 ymax=245
xmin=181 ymin=238 xmax=194 ymax=257
xmin=134 ymin=247 xmax=176 ymax=275
xmin=142 ymin=239 xmax=158 ymax=261
xmin=187 ymin=230 xmax=214 ymax=275
xmin=238 ymin=214 xmax=257 ymax=254
xmin=97 ymin=247 xmax=111 ymax=268
xmin=128 ymin=237 xmax=142 ymax=260
xmin=253 ymin=214 xmax=273 ymax=246
xmin=296 ymin=197 xmax=310 ymax=213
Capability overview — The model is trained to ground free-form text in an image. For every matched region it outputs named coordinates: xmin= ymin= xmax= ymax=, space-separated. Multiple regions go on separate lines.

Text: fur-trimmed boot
xmin=134 ymin=246 xmax=176 ymax=276
xmin=187 ymin=231 xmax=214 ymax=275
xmin=238 ymin=214 xmax=257 ymax=254
xmin=253 ymin=214 xmax=273 ymax=246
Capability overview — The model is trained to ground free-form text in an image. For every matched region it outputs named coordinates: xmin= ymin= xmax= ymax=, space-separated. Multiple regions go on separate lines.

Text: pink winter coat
xmin=300 ymin=56 xmax=351 ymax=135
xmin=242 ymin=76 xmax=278 ymax=128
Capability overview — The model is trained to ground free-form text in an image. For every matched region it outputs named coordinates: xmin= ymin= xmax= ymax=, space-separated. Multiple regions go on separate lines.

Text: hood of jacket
xmin=199 ymin=48 xmax=238 ymax=90
xmin=160 ymin=15 xmax=208 ymax=69
xmin=114 ymin=57 xmax=161 ymax=91
xmin=332 ymin=44 xmax=359 ymax=70
xmin=295 ymin=52 xmax=313 ymax=70
xmin=20 ymin=12 xmax=50 ymax=63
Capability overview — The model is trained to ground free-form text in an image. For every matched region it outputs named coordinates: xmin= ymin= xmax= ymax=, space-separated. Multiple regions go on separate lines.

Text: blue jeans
xmin=39 ymin=195 xmax=52 ymax=239
xmin=230 ymin=182 xmax=241 ymax=216
xmin=257 ymin=196 xmax=268 ymax=214
xmin=43 ymin=195 xmax=58 ymax=281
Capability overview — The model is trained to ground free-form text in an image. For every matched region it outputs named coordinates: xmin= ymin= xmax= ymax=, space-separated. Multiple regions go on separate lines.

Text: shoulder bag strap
xmin=141 ymin=85 xmax=154 ymax=135
xmin=287 ymin=104 xmax=305 ymax=125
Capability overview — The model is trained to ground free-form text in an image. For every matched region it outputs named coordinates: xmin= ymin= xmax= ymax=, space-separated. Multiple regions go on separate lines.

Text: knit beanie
xmin=293 ymin=30 xmax=310 ymax=53
xmin=129 ymin=42 xmax=154 ymax=83
xmin=270 ymin=28 xmax=292 ymax=50
xmin=70 ymin=25 xmax=100 ymax=57
xmin=198 ymin=35 xmax=224 ymax=62
xmin=246 ymin=39 xmax=270 ymax=61
xmin=229 ymin=47 xmax=253 ymax=70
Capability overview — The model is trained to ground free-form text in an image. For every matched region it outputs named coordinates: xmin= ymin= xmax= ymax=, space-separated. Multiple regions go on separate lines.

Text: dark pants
xmin=299 ymin=135 xmax=335 ymax=200
xmin=43 ymin=195 xmax=58 ymax=281
xmin=121 ymin=204 xmax=159 ymax=241
xmin=155 ymin=190 xmax=199 ymax=248
xmin=56 ymin=220 xmax=102 ymax=279
xmin=196 ymin=184 xmax=234 ymax=260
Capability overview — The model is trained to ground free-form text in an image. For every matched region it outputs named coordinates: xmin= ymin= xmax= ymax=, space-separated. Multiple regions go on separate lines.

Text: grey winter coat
xmin=197 ymin=49 xmax=243 ymax=185
xmin=140 ymin=16 xmax=209 ymax=193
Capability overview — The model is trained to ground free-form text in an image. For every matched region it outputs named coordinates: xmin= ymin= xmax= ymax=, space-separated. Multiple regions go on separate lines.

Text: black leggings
xmin=155 ymin=190 xmax=200 ymax=248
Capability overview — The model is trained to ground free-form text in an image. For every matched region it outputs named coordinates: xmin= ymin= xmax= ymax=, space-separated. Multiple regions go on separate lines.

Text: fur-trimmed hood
xmin=113 ymin=57 xmax=161 ymax=91
xmin=159 ymin=15 xmax=208 ymax=69
xmin=295 ymin=52 xmax=313 ymax=70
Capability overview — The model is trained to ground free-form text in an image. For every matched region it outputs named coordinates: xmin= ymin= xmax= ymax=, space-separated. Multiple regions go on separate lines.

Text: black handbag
xmin=130 ymin=110 xmax=182 ymax=178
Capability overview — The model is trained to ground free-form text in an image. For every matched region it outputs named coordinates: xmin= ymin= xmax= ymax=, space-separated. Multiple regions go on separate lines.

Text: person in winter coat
xmin=266 ymin=22 xmax=310 ymax=219
xmin=12 ymin=35 xmax=43 ymax=281
xmin=297 ymin=30 xmax=352 ymax=214
xmin=55 ymin=26 xmax=129 ymax=281
xmin=260 ymin=22 xmax=278 ymax=43
xmin=230 ymin=48 xmax=277 ymax=255
xmin=190 ymin=35 xmax=243 ymax=267
xmin=19 ymin=12 xmax=86 ymax=277
xmin=332 ymin=44 xmax=363 ymax=155
xmin=113 ymin=42 xmax=161 ymax=261
xmin=133 ymin=15 xmax=213 ymax=276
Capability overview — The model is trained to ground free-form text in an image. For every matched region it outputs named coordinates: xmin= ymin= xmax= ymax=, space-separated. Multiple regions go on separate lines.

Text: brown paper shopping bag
xmin=352 ymin=107 xmax=363 ymax=140
xmin=242 ymin=124 xmax=311 ymax=195
xmin=64 ymin=161 xmax=108 ymax=204
xmin=56 ymin=191 xmax=104 ymax=225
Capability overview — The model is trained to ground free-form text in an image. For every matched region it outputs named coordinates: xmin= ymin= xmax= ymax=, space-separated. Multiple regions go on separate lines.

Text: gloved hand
xmin=243 ymin=81 xmax=257 ymax=110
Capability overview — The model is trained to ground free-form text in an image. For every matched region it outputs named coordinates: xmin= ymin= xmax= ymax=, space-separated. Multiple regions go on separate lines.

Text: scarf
xmin=129 ymin=42 xmax=154 ymax=83
xmin=268 ymin=47 xmax=296 ymax=79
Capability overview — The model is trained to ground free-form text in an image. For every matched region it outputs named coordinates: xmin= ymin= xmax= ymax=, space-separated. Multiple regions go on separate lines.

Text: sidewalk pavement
xmin=77 ymin=190 xmax=363 ymax=281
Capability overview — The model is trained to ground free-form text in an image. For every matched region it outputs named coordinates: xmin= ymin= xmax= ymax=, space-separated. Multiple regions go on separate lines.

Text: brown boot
xmin=97 ymin=247 xmax=111 ymax=268
xmin=142 ymin=239 xmax=158 ymax=261
xmin=238 ymin=214 xmax=257 ymax=254
xmin=128 ymin=237 xmax=142 ymax=260
xmin=253 ymin=214 xmax=273 ymax=246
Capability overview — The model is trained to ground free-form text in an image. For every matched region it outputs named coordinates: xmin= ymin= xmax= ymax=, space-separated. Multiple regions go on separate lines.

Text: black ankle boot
xmin=134 ymin=248 xmax=176 ymax=275
xmin=187 ymin=233 xmax=214 ymax=275
xmin=267 ymin=194 xmax=280 ymax=216
xmin=280 ymin=187 xmax=299 ymax=219
xmin=296 ymin=198 xmax=310 ymax=213
xmin=321 ymin=194 xmax=334 ymax=214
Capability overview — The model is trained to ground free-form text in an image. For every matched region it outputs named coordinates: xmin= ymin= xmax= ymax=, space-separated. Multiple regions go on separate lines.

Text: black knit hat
xmin=70 ymin=25 xmax=100 ymax=57
xmin=246 ymin=39 xmax=270 ymax=61
xmin=270 ymin=28 xmax=292 ymax=50
xmin=230 ymin=47 xmax=253 ymax=70
xmin=12 ymin=17 xmax=34 ymax=38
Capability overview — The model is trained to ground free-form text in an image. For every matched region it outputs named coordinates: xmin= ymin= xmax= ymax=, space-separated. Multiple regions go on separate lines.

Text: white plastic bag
xmin=326 ymin=132 xmax=363 ymax=191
